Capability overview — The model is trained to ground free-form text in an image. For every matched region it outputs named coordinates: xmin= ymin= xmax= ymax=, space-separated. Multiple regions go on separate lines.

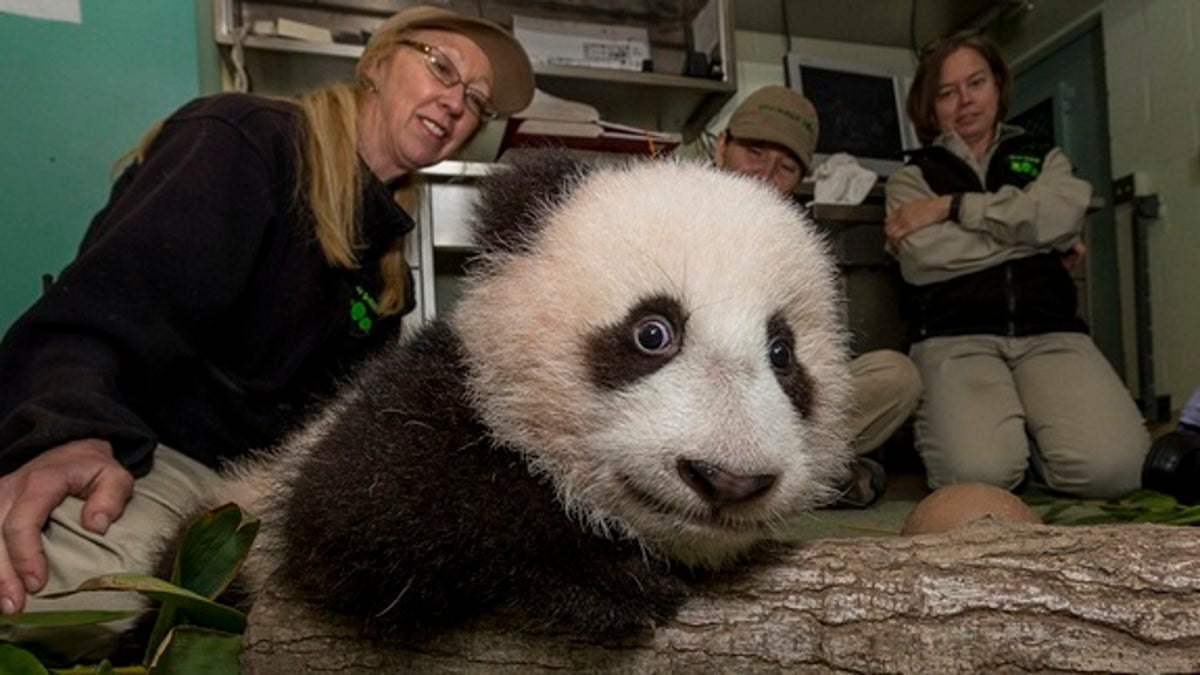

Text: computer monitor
xmin=784 ymin=54 xmax=916 ymax=177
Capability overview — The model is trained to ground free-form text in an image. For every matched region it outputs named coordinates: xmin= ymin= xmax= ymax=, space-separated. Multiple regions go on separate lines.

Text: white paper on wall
xmin=0 ymin=0 xmax=81 ymax=24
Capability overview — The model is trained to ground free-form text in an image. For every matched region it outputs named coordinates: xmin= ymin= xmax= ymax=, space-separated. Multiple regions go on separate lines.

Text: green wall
xmin=0 ymin=1 xmax=213 ymax=332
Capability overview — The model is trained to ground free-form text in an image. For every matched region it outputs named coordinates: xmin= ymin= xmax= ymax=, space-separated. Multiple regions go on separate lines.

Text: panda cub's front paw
xmin=512 ymin=558 xmax=689 ymax=637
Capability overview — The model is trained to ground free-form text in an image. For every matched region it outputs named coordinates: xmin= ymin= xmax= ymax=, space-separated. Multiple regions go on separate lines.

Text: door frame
xmin=1008 ymin=17 xmax=1126 ymax=376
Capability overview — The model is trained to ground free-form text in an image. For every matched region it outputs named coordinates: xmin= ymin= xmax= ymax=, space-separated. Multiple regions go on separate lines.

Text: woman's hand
xmin=0 ymin=439 xmax=133 ymax=614
xmin=1061 ymin=240 xmax=1087 ymax=270
xmin=884 ymin=194 xmax=953 ymax=247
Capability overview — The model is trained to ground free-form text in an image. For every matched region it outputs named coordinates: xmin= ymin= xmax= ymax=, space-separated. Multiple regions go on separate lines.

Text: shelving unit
xmin=211 ymin=0 xmax=736 ymax=142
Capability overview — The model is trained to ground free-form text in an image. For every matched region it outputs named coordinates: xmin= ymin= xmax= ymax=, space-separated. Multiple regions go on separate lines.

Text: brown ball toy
xmin=901 ymin=481 xmax=1042 ymax=536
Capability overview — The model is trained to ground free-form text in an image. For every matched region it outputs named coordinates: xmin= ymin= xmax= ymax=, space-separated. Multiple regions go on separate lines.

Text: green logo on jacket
xmin=1007 ymin=153 xmax=1043 ymax=178
xmin=350 ymin=285 xmax=380 ymax=335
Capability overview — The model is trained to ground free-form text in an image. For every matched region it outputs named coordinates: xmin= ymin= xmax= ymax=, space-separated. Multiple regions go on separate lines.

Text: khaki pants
xmin=847 ymin=349 xmax=922 ymax=456
xmin=2 ymin=445 xmax=223 ymax=662
xmin=910 ymin=332 xmax=1150 ymax=499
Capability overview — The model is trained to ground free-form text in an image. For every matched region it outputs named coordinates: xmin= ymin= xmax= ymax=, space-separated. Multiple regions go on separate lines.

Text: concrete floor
xmin=786 ymin=471 xmax=929 ymax=542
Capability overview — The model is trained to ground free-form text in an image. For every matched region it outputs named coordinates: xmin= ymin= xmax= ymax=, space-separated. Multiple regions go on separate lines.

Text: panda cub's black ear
xmin=470 ymin=149 xmax=591 ymax=256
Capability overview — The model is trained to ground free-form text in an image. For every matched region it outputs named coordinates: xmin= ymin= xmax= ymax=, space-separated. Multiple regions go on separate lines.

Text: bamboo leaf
xmin=1164 ymin=509 xmax=1200 ymax=525
xmin=1125 ymin=489 xmax=1180 ymax=509
xmin=1037 ymin=502 xmax=1074 ymax=523
xmin=172 ymin=503 xmax=259 ymax=599
xmin=1061 ymin=513 xmax=1124 ymax=525
xmin=45 ymin=573 xmax=245 ymax=635
xmin=147 ymin=503 xmax=257 ymax=663
xmin=0 ymin=642 xmax=49 ymax=675
xmin=0 ymin=609 xmax=138 ymax=628
xmin=48 ymin=661 xmax=139 ymax=674
xmin=146 ymin=626 xmax=241 ymax=675
xmin=1023 ymin=489 xmax=1200 ymax=527
xmin=144 ymin=603 xmax=179 ymax=668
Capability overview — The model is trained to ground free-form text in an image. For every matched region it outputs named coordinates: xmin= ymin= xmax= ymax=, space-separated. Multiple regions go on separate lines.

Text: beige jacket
xmin=884 ymin=124 xmax=1092 ymax=286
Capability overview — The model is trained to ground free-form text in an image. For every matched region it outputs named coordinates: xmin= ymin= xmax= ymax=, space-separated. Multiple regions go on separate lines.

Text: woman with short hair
xmin=884 ymin=31 xmax=1148 ymax=500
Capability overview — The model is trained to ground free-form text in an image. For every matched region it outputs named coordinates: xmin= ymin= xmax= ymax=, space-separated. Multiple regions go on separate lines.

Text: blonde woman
xmin=0 ymin=6 xmax=532 ymax=659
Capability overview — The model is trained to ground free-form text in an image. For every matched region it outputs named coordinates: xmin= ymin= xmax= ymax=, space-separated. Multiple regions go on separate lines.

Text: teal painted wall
xmin=0 ymin=1 xmax=211 ymax=332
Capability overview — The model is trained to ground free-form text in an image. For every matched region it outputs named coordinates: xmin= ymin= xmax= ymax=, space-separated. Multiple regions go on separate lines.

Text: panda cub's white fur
xmin=452 ymin=158 xmax=851 ymax=569
xmin=199 ymin=151 xmax=852 ymax=637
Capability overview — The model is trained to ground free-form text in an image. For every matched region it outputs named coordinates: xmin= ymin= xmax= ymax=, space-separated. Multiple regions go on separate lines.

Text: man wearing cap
xmin=715 ymin=84 xmax=820 ymax=194
xmin=0 ymin=5 xmax=533 ymax=659
xmin=714 ymin=86 xmax=922 ymax=508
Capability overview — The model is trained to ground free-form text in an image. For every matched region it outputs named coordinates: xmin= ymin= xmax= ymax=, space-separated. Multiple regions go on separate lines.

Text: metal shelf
xmin=212 ymin=0 xmax=736 ymax=140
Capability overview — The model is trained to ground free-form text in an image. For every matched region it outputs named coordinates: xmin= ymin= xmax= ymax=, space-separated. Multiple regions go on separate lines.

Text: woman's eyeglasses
xmin=398 ymin=39 xmax=499 ymax=120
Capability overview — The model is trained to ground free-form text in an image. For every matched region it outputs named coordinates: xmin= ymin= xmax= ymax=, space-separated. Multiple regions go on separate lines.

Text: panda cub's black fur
xmin=215 ymin=150 xmax=853 ymax=638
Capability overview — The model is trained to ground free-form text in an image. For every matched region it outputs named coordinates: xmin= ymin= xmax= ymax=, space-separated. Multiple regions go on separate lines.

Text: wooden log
xmin=241 ymin=521 xmax=1200 ymax=674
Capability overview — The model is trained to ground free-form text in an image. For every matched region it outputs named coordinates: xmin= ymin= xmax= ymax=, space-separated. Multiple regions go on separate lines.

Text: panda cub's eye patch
xmin=767 ymin=313 xmax=815 ymax=419
xmin=586 ymin=295 xmax=686 ymax=390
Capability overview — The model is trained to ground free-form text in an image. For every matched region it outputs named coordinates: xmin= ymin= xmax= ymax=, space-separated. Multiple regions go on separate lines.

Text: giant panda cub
xmin=219 ymin=150 xmax=852 ymax=637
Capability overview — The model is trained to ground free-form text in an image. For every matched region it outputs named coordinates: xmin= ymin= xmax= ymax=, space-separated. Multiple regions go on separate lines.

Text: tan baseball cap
xmin=363 ymin=6 xmax=535 ymax=115
xmin=727 ymin=86 xmax=819 ymax=174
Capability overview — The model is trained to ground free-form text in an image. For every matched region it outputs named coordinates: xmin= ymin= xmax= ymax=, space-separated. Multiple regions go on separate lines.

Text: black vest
xmin=901 ymin=134 xmax=1087 ymax=343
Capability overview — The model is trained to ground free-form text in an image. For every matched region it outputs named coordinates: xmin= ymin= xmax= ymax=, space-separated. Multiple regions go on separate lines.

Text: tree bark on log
xmin=241 ymin=521 xmax=1200 ymax=674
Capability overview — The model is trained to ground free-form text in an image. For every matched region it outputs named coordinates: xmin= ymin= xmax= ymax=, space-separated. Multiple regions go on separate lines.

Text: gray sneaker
xmin=831 ymin=456 xmax=887 ymax=509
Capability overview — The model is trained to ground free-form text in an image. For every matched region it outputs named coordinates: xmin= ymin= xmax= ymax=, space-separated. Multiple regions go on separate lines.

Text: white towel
xmin=812 ymin=153 xmax=878 ymax=205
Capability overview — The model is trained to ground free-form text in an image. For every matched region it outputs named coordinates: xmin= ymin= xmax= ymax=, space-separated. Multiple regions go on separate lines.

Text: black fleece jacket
xmin=0 ymin=93 xmax=413 ymax=475
xmin=900 ymin=134 xmax=1087 ymax=343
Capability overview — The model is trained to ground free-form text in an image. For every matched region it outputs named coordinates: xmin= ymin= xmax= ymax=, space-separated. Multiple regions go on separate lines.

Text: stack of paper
xmin=251 ymin=17 xmax=333 ymax=44
xmin=499 ymin=90 xmax=680 ymax=158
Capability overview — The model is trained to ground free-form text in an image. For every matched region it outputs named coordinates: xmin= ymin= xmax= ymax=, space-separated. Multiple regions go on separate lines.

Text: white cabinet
xmin=211 ymin=0 xmax=736 ymax=141
xmin=409 ymin=161 xmax=491 ymax=325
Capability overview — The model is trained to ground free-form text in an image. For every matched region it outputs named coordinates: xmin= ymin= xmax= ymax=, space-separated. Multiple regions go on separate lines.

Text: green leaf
xmin=0 ymin=642 xmax=49 ymax=675
xmin=49 ymin=662 xmax=139 ymax=675
xmin=172 ymin=503 xmax=260 ymax=599
xmin=45 ymin=573 xmax=245 ymax=635
xmin=1036 ymin=502 xmax=1074 ymax=523
xmin=1097 ymin=504 xmax=1142 ymax=517
xmin=145 ymin=503 xmax=257 ymax=663
xmin=1025 ymin=488 xmax=1200 ymax=527
xmin=1165 ymin=510 xmax=1200 ymax=525
xmin=144 ymin=604 xmax=179 ymax=667
xmin=1124 ymin=489 xmax=1180 ymax=509
xmin=1019 ymin=489 xmax=1063 ymax=506
xmin=0 ymin=609 xmax=139 ymax=628
xmin=1061 ymin=513 xmax=1124 ymax=525
xmin=146 ymin=626 xmax=241 ymax=675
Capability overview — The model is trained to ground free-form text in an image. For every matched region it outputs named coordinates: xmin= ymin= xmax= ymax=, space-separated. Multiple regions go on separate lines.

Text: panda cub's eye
xmin=632 ymin=314 xmax=677 ymax=355
xmin=768 ymin=336 xmax=794 ymax=370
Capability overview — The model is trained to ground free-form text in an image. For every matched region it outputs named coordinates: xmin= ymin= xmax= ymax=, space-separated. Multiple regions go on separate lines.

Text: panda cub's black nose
xmin=676 ymin=458 xmax=777 ymax=509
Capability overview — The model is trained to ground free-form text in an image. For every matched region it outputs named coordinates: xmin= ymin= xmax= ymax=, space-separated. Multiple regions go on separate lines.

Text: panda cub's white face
xmin=452 ymin=159 xmax=851 ymax=569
